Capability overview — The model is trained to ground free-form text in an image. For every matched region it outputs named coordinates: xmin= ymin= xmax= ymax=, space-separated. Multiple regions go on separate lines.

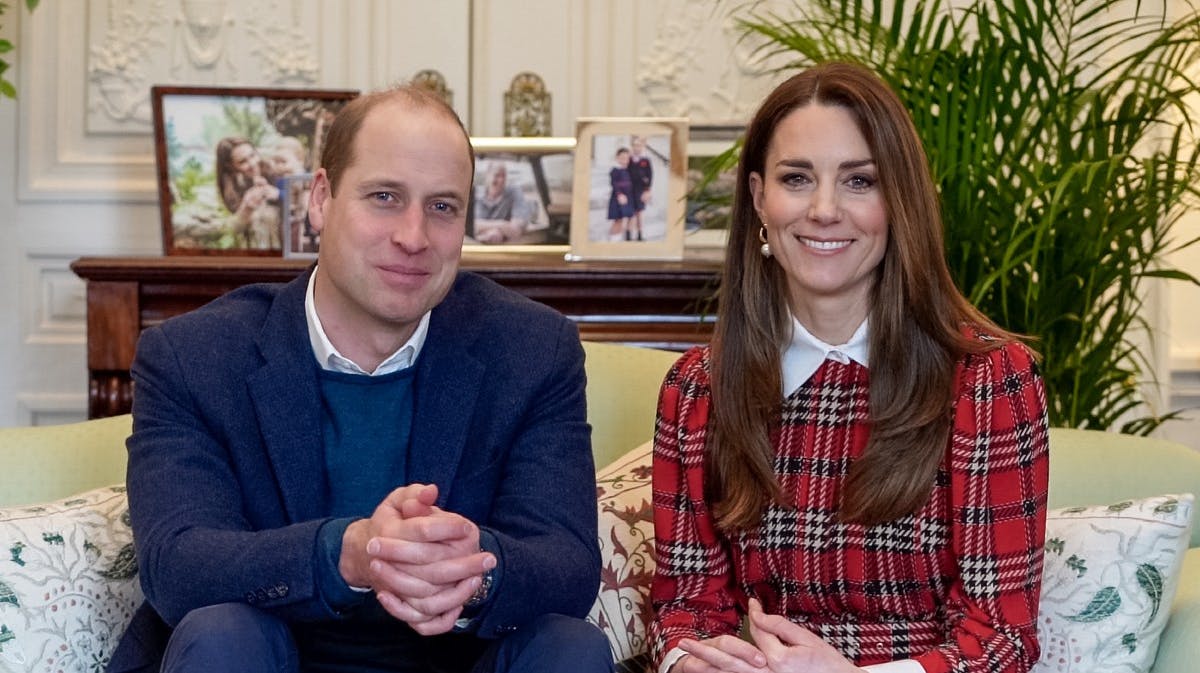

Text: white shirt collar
xmin=781 ymin=315 xmax=869 ymax=396
xmin=305 ymin=266 xmax=430 ymax=376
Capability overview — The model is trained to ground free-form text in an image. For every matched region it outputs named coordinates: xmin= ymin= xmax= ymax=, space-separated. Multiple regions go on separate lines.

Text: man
xmin=469 ymin=161 xmax=531 ymax=244
xmin=107 ymin=86 xmax=610 ymax=673
xmin=627 ymin=136 xmax=653 ymax=241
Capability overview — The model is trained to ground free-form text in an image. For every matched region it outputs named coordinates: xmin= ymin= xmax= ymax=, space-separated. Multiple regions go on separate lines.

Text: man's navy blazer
xmin=108 ymin=268 xmax=600 ymax=671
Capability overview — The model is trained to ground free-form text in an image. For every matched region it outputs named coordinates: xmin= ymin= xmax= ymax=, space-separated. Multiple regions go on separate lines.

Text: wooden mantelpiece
xmin=71 ymin=253 xmax=721 ymax=419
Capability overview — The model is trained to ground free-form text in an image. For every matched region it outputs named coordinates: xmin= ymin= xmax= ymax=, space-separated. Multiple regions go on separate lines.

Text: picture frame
xmin=467 ymin=137 xmax=576 ymax=254
xmin=279 ymin=173 xmax=318 ymax=258
xmin=686 ymin=124 xmax=745 ymax=251
xmin=568 ymin=117 xmax=689 ymax=261
xmin=151 ymin=85 xmax=358 ymax=256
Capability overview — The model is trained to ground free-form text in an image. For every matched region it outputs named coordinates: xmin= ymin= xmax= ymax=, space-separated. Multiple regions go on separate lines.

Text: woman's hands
xmin=673 ymin=599 xmax=862 ymax=673
xmin=676 ymin=633 xmax=768 ymax=673
xmin=745 ymin=598 xmax=862 ymax=673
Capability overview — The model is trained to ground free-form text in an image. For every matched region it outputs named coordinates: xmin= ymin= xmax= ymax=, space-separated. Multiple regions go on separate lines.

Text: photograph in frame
xmin=568 ymin=117 xmax=689 ymax=261
xmin=151 ymin=85 xmax=358 ymax=256
xmin=685 ymin=125 xmax=745 ymax=252
xmin=280 ymin=173 xmax=318 ymax=258
xmin=467 ymin=137 xmax=576 ymax=253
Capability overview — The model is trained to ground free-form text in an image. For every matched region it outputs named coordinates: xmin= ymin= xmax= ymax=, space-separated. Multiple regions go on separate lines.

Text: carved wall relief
xmin=86 ymin=0 xmax=168 ymax=127
xmin=84 ymin=0 xmax=319 ymax=134
xmin=635 ymin=0 xmax=778 ymax=125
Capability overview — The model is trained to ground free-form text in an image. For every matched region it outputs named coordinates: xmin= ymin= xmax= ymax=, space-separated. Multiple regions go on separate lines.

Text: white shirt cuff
xmin=659 ymin=647 xmax=687 ymax=673
xmin=862 ymin=659 xmax=925 ymax=673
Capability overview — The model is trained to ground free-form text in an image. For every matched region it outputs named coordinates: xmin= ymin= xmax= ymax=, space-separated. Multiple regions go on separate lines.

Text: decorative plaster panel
xmin=633 ymin=0 xmax=780 ymax=125
xmin=19 ymin=0 xmax=468 ymax=202
xmin=23 ymin=254 xmax=86 ymax=345
xmin=14 ymin=394 xmax=88 ymax=427
xmin=85 ymin=0 xmax=320 ymax=134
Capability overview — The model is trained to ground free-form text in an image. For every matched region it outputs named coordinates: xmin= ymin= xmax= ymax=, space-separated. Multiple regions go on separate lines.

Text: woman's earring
xmin=758 ymin=224 xmax=771 ymax=258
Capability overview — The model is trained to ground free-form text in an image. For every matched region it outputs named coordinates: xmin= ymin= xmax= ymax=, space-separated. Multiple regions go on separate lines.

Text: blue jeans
xmin=160 ymin=603 xmax=613 ymax=673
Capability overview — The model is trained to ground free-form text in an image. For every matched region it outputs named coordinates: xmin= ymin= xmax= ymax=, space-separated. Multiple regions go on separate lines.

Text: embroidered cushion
xmin=587 ymin=441 xmax=655 ymax=668
xmin=1033 ymin=493 xmax=1194 ymax=673
xmin=0 ymin=485 xmax=141 ymax=673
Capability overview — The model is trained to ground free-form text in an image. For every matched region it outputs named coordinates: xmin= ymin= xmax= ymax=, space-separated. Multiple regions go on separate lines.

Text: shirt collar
xmin=305 ymin=265 xmax=430 ymax=376
xmin=781 ymin=315 xmax=869 ymax=396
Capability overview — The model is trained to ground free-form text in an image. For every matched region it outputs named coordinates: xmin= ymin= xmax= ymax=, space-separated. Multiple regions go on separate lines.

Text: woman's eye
xmin=846 ymin=174 xmax=876 ymax=190
xmin=782 ymin=172 xmax=810 ymax=187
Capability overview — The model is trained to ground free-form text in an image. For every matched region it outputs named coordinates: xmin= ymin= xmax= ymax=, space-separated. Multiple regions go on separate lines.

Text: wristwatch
xmin=464 ymin=567 xmax=494 ymax=608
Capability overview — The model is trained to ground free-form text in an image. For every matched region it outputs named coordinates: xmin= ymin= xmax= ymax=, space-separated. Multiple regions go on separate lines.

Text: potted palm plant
xmin=698 ymin=0 xmax=1200 ymax=432
xmin=0 ymin=0 xmax=38 ymax=99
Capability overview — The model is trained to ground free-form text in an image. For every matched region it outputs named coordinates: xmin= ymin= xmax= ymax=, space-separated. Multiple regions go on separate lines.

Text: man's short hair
xmin=320 ymin=85 xmax=474 ymax=195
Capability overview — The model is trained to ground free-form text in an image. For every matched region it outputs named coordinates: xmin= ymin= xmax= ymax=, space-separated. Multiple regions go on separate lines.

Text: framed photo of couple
xmin=567 ymin=117 xmax=689 ymax=262
xmin=150 ymin=85 xmax=358 ymax=256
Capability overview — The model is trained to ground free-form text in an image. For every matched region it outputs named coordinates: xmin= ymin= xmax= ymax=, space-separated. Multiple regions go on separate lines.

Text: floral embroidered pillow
xmin=587 ymin=441 xmax=655 ymax=667
xmin=1034 ymin=493 xmax=1194 ymax=673
xmin=0 ymin=485 xmax=141 ymax=673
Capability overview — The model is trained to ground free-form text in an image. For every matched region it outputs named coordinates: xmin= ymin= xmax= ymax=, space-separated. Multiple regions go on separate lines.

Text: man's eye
xmin=431 ymin=201 xmax=458 ymax=214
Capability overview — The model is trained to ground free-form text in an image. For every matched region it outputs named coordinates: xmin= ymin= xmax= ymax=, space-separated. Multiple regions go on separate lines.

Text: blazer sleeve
xmin=127 ymin=324 xmax=340 ymax=626
xmin=466 ymin=317 xmax=601 ymax=637
xmin=915 ymin=341 xmax=1050 ymax=673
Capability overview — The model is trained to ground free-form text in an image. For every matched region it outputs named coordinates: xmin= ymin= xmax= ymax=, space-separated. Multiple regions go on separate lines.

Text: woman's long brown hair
xmin=707 ymin=62 xmax=1022 ymax=530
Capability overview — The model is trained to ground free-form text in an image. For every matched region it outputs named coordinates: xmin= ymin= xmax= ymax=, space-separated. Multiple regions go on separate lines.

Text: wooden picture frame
xmin=151 ymin=85 xmax=358 ymax=256
xmin=467 ymin=137 xmax=576 ymax=254
xmin=568 ymin=117 xmax=689 ymax=261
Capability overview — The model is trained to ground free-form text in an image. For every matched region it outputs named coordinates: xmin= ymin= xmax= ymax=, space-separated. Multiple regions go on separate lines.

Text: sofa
xmin=0 ymin=341 xmax=1196 ymax=673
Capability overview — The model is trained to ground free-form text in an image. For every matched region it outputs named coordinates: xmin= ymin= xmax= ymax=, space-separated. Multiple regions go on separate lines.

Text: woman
xmin=649 ymin=62 xmax=1049 ymax=673
xmin=214 ymin=136 xmax=281 ymax=249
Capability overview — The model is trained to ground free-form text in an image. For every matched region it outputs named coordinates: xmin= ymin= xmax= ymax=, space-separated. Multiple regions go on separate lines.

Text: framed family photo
xmin=151 ymin=85 xmax=358 ymax=256
xmin=468 ymin=137 xmax=576 ymax=253
xmin=568 ymin=117 xmax=689 ymax=261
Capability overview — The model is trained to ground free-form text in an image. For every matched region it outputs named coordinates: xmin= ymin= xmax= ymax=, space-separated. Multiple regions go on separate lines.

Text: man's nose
xmin=390 ymin=206 xmax=430 ymax=253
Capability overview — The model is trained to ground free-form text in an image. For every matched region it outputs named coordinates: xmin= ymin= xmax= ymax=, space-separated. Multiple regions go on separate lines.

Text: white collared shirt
xmin=304 ymin=265 xmax=430 ymax=375
xmin=781 ymin=314 xmax=870 ymax=395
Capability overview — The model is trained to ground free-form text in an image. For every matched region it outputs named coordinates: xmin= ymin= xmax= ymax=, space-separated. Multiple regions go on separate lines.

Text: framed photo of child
xmin=150 ymin=85 xmax=358 ymax=256
xmin=567 ymin=117 xmax=689 ymax=261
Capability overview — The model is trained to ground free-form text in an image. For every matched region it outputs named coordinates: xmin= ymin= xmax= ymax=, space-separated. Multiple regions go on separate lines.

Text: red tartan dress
xmin=649 ymin=338 xmax=1049 ymax=673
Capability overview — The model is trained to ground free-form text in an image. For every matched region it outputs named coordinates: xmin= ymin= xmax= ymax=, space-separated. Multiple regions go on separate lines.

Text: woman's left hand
xmin=746 ymin=598 xmax=862 ymax=673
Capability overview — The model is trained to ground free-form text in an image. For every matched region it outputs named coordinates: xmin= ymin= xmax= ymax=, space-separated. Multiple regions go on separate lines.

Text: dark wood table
xmin=71 ymin=253 xmax=722 ymax=418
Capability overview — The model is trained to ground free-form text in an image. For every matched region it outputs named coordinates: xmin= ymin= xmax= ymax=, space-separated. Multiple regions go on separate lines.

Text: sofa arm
xmin=1152 ymin=548 xmax=1200 ymax=673
xmin=0 ymin=485 xmax=142 ymax=671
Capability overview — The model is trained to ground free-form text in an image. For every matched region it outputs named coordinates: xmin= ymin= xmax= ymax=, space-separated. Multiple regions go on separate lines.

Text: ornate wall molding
xmin=634 ymin=0 xmax=777 ymax=125
xmin=23 ymin=253 xmax=87 ymax=346
xmin=18 ymin=0 xmax=378 ymax=203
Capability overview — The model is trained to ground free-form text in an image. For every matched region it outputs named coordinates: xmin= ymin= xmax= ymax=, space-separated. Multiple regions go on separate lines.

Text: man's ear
xmin=307 ymin=169 xmax=331 ymax=234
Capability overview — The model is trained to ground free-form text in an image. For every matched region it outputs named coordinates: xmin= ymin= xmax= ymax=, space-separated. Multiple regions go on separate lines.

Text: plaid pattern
xmin=649 ymin=338 xmax=1049 ymax=673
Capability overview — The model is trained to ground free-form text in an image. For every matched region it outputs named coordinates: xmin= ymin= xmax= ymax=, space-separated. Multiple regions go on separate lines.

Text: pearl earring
xmin=758 ymin=224 xmax=771 ymax=258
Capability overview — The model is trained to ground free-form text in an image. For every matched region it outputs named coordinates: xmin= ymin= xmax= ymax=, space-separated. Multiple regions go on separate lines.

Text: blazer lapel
xmin=407 ymin=279 xmax=485 ymax=506
xmin=247 ymin=271 xmax=329 ymax=523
